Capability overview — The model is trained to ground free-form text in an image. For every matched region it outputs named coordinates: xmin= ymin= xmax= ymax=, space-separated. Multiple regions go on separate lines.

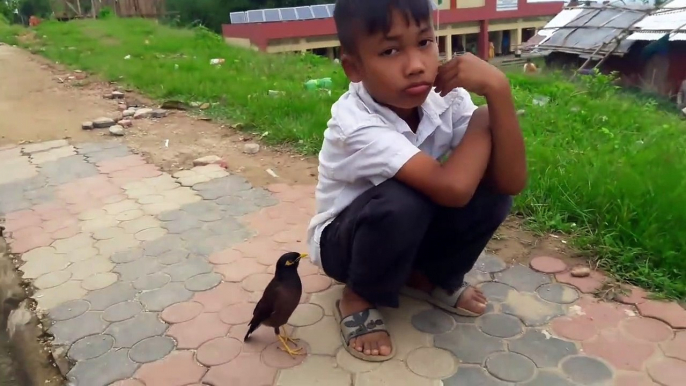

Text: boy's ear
xmin=340 ymin=50 xmax=363 ymax=83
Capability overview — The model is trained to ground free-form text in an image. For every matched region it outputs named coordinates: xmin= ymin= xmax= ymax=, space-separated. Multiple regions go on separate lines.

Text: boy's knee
xmin=487 ymin=193 xmax=513 ymax=227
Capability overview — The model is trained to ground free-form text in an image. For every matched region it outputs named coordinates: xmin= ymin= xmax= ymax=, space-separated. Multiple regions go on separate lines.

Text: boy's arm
xmin=395 ymin=107 xmax=492 ymax=207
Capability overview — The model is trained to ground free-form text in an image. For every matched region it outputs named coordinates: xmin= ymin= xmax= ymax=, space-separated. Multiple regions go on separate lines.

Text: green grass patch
xmin=2 ymin=17 xmax=686 ymax=299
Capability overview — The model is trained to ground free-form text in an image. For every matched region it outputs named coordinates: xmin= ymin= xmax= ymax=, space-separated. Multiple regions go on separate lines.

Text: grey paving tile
xmin=561 ymin=356 xmax=613 ymax=385
xmin=537 ymin=283 xmax=580 ymax=304
xmin=486 ymin=352 xmax=536 ymax=382
xmin=520 ymin=371 xmax=577 ymax=386
xmin=477 ymin=313 xmax=523 ymax=339
xmin=443 ymin=366 xmax=508 ymax=386
xmin=67 ymin=348 xmax=139 ymax=386
xmin=50 ymin=311 xmax=109 ymax=346
xmin=411 ymin=309 xmax=456 ymax=334
xmin=509 ymin=329 xmax=578 ymax=368
xmin=435 ymin=324 xmax=505 ymax=364
xmin=83 ymin=282 xmax=138 ymax=311
xmin=494 ymin=264 xmax=551 ymax=293
xmin=104 ymin=312 xmax=168 ymax=348
xmin=48 ymin=299 xmax=90 ymax=321
xmin=103 ymin=301 xmax=144 ymax=323
xmin=138 ymin=282 xmax=194 ymax=312
xmin=129 ymin=336 xmax=176 ymax=364
xmin=69 ymin=335 xmax=115 ymax=361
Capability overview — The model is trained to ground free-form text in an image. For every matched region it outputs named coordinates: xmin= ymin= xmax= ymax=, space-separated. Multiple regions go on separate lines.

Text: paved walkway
xmin=1 ymin=139 xmax=685 ymax=386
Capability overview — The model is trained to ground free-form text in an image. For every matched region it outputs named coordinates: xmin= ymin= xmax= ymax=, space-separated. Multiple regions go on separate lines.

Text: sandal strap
xmin=430 ymin=281 xmax=470 ymax=307
xmin=339 ymin=308 xmax=388 ymax=344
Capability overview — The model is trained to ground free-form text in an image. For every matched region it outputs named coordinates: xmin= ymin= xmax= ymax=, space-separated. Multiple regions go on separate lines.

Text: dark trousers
xmin=320 ymin=179 xmax=512 ymax=308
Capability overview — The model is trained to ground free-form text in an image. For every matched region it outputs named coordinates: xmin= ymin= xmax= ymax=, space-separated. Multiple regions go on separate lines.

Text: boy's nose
xmin=405 ymin=52 xmax=425 ymax=76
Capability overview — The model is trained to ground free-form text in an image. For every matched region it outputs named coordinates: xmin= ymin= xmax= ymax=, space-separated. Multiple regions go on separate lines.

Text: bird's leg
xmin=276 ymin=327 xmax=304 ymax=358
xmin=279 ymin=326 xmax=300 ymax=346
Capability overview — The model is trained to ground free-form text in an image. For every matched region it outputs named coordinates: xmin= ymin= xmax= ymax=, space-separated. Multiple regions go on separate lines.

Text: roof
xmin=626 ymin=0 xmax=686 ymax=41
xmin=534 ymin=5 xmax=648 ymax=57
xmin=229 ymin=1 xmax=439 ymax=25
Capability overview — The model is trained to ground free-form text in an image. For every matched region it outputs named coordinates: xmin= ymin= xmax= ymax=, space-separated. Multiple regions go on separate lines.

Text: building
xmin=529 ymin=0 xmax=686 ymax=99
xmin=221 ymin=0 xmax=566 ymax=61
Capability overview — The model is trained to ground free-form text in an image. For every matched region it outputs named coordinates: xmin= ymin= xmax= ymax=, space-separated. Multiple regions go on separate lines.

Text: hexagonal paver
xmin=135 ymin=351 xmax=207 ymax=386
xmin=435 ymin=324 xmax=505 ymax=364
xmin=537 ymin=283 xmax=579 ymax=304
xmin=477 ymin=313 xmax=523 ymax=338
xmin=84 ymin=282 xmax=138 ymax=310
xmin=509 ymin=329 xmax=578 ymax=367
xmin=486 ymin=352 xmax=536 ymax=383
xmin=50 ymin=311 xmax=109 ymax=345
xmin=196 ymin=337 xmax=242 ymax=366
xmin=129 ymin=336 xmax=176 ymax=364
xmin=501 ymin=291 xmax=566 ymax=327
xmin=69 ymin=335 xmax=115 ymax=361
xmin=561 ymin=356 xmax=613 ymax=385
xmin=104 ymin=312 xmax=168 ymax=348
xmin=67 ymin=349 xmax=139 ymax=386
xmin=275 ymin=355 xmax=350 ymax=386
xmin=494 ymin=264 xmax=550 ymax=293
xmin=103 ymin=301 xmax=144 ymax=323
xmin=166 ymin=312 xmax=230 ymax=349
xmin=411 ymin=308 xmax=456 ymax=334
xmin=443 ymin=366 xmax=508 ymax=386
xmin=582 ymin=328 xmax=655 ymax=371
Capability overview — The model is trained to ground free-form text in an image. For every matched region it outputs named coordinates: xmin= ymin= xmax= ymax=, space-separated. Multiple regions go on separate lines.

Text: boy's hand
xmin=434 ymin=53 xmax=509 ymax=97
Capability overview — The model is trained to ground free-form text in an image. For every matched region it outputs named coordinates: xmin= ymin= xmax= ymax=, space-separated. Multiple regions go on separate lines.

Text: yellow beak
xmin=297 ymin=253 xmax=308 ymax=261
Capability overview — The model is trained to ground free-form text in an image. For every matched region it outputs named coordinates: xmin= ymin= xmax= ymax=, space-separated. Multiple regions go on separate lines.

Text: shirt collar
xmin=349 ymin=81 xmax=452 ymax=145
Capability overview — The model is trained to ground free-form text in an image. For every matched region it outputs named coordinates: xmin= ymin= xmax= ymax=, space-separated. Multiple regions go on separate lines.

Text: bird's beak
xmin=297 ymin=253 xmax=308 ymax=262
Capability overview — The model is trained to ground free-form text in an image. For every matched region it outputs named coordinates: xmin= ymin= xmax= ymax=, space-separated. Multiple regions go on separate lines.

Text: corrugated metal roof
xmin=535 ymin=6 xmax=647 ymax=56
xmin=627 ymin=0 xmax=686 ymax=41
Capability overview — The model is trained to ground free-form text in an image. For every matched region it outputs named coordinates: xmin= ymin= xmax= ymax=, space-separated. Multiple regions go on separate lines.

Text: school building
xmin=221 ymin=0 xmax=565 ymax=61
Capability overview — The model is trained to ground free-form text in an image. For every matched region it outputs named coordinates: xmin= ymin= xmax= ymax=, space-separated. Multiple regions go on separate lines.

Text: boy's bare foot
xmin=407 ymin=271 xmax=488 ymax=315
xmin=338 ymin=286 xmax=393 ymax=357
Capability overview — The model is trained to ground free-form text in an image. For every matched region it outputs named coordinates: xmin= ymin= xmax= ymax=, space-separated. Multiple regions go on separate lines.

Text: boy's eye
xmin=380 ymin=48 xmax=399 ymax=57
xmin=419 ymin=39 xmax=434 ymax=47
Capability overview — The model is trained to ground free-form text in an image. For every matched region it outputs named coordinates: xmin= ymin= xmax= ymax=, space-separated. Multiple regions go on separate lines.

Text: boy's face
xmin=342 ymin=9 xmax=439 ymax=116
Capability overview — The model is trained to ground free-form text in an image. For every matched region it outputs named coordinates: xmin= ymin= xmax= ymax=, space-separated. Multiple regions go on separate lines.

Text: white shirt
xmin=306 ymin=81 xmax=478 ymax=267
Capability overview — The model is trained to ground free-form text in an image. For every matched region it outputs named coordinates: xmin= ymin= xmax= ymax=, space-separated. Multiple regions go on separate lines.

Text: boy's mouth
xmin=404 ymin=82 xmax=432 ymax=96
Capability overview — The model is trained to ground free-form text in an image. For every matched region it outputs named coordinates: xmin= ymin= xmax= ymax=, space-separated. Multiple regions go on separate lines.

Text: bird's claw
xmin=278 ymin=335 xmax=305 ymax=358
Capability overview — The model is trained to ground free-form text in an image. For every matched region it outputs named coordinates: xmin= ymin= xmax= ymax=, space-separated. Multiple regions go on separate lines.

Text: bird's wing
xmin=251 ymin=279 xmax=280 ymax=323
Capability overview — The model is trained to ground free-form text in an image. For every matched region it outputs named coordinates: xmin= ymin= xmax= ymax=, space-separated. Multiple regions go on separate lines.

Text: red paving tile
xmin=161 ymin=301 xmax=204 ymax=324
xmin=109 ymin=380 xmax=145 ymax=386
xmin=66 ymin=199 xmax=103 ymax=215
xmin=196 ymin=337 xmax=242 ymax=366
xmin=647 ymin=357 xmax=686 ymax=386
xmin=582 ymin=329 xmax=656 ymax=371
xmin=621 ymin=317 xmax=673 ymax=342
xmin=661 ymin=331 xmax=686 ymax=361
xmin=530 ymin=256 xmax=568 ymax=273
xmin=135 ymin=351 xmax=207 ymax=386
xmin=191 ymin=282 xmax=250 ymax=312
xmin=215 ymin=258 xmax=266 ymax=282
xmin=578 ymin=297 xmax=633 ymax=329
xmin=232 ymin=238 xmax=283 ymax=259
xmin=551 ymin=316 xmax=598 ymax=341
xmin=616 ymin=287 xmax=649 ymax=305
xmin=98 ymin=155 xmax=146 ymax=173
xmin=4 ymin=212 xmax=41 ymax=232
xmin=266 ymin=183 xmax=290 ymax=193
xmin=555 ymin=270 xmax=606 ymax=293
xmin=166 ymin=313 xmax=231 ymax=349
xmin=51 ymin=224 xmax=81 ymax=240
xmin=218 ymin=303 xmax=255 ymax=325
xmin=229 ymin=324 xmax=284 ymax=354
xmin=203 ymin=353 xmax=277 ymax=386
xmin=615 ymin=372 xmax=659 ymax=386
xmin=10 ymin=232 xmax=53 ymax=253
xmin=42 ymin=216 xmax=77 ymax=233
xmin=637 ymin=300 xmax=686 ymax=329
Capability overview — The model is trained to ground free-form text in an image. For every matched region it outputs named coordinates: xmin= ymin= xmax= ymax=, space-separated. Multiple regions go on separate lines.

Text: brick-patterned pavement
xmin=1 ymin=139 xmax=685 ymax=386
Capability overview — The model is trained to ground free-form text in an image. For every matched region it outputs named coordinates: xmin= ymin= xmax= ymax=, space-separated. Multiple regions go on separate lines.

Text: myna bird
xmin=244 ymin=251 xmax=306 ymax=357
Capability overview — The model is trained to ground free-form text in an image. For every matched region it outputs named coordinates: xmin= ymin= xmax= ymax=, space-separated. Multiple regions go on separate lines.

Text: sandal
xmin=333 ymin=299 xmax=396 ymax=362
xmin=400 ymin=282 xmax=484 ymax=317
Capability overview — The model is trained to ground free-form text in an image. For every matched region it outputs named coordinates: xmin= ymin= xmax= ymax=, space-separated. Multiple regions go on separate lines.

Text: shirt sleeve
xmin=333 ymin=124 xmax=420 ymax=186
xmin=450 ymin=87 xmax=479 ymax=148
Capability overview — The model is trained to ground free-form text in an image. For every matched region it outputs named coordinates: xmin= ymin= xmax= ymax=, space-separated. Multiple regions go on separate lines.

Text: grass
xmin=2 ymin=17 xmax=686 ymax=300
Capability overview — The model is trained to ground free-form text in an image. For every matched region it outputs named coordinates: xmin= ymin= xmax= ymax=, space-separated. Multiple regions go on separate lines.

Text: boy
xmin=307 ymin=0 xmax=526 ymax=362
xmin=523 ymin=58 xmax=538 ymax=73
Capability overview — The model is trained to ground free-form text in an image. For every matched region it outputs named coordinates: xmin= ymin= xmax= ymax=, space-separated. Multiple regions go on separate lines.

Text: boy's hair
xmin=333 ymin=0 xmax=433 ymax=54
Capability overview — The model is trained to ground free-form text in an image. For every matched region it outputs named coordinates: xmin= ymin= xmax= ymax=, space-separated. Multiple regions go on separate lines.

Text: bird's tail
xmin=244 ymin=320 xmax=258 ymax=341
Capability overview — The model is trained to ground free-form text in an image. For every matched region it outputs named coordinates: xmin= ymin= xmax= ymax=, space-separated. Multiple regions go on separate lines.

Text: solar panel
xmin=264 ymin=9 xmax=280 ymax=22
xmin=229 ymin=12 xmax=247 ymax=24
xmin=326 ymin=4 xmax=335 ymax=16
xmin=280 ymin=8 xmax=297 ymax=21
xmin=246 ymin=10 xmax=265 ymax=23
xmin=311 ymin=5 xmax=329 ymax=19
xmin=295 ymin=6 xmax=314 ymax=20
